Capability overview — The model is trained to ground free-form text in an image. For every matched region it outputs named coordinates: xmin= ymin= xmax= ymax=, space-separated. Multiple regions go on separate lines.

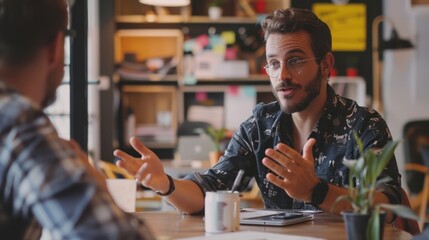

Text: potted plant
xmin=207 ymin=0 xmax=224 ymax=20
xmin=207 ymin=126 xmax=227 ymax=166
xmin=335 ymin=132 xmax=425 ymax=240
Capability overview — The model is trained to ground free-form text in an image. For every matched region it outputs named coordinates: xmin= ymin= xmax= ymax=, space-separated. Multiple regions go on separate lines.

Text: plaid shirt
xmin=186 ymin=85 xmax=402 ymax=210
xmin=0 ymin=83 xmax=154 ymax=239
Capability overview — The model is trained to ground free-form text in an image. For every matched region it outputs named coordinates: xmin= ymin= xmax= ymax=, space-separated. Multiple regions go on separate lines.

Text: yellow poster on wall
xmin=313 ymin=3 xmax=366 ymax=51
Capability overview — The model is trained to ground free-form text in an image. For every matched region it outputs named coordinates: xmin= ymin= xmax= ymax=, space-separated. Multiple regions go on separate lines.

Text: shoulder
xmin=239 ymin=101 xmax=281 ymax=130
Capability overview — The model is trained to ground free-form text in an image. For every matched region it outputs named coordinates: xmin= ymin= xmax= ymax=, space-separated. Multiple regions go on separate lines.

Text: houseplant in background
xmin=207 ymin=126 xmax=227 ymax=166
xmin=335 ymin=132 xmax=425 ymax=240
xmin=207 ymin=0 xmax=224 ymax=20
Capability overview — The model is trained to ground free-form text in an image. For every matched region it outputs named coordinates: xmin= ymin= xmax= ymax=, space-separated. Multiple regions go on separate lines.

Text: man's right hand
xmin=113 ymin=137 xmax=170 ymax=194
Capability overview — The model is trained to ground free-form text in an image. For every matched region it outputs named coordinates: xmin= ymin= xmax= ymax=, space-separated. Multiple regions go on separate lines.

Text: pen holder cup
xmin=204 ymin=191 xmax=240 ymax=233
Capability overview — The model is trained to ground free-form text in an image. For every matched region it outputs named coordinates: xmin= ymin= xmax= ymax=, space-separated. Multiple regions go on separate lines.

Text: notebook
xmin=175 ymin=135 xmax=215 ymax=166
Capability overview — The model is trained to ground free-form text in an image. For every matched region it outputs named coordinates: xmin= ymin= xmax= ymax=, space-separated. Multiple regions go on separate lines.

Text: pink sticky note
xmin=195 ymin=34 xmax=210 ymax=48
xmin=225 ymin=47 xmax=237 ymax=60
xmin=196 ymin=92 xmax=208 ymax=102
xmin=228 ymin=85 xmax=239 ymax=96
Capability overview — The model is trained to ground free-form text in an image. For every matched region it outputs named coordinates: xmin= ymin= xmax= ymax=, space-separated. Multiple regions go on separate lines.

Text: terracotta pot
xmin=209 ymin=151 xmax=223 ymax=166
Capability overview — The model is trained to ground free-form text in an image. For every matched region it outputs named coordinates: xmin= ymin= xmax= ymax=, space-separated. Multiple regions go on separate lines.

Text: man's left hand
xmin=262 ymin=138 xmax=319 ymax=202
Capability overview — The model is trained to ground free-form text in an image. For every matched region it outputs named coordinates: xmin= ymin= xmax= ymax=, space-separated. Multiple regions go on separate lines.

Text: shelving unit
xmin=113 ymin=0 xmax=287 ymax=158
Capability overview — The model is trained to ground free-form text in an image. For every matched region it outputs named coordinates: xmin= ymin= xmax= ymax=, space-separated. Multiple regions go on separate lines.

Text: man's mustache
xmin=274 ymin=82 xmax=300 ymax=91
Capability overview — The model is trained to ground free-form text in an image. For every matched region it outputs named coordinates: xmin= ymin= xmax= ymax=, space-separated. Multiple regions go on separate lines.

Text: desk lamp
xmin=372 ymin=15 xmax=414 ymax=115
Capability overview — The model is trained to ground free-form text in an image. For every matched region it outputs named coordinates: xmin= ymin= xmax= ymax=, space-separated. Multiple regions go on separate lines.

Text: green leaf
xmin=354 ymin=131 xmax=364 ymax=154
xmin=379 ymin=204 xmax=429 ymax=222
xmin=368 ymin=211 xmax=380 ymax=240
xmin=374 ymin=141 xmax=398 ymax=177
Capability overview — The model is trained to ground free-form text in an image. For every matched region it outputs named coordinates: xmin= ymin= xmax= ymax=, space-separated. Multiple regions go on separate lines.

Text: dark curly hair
xmin=261 ymin=8 xmax=332 ymax=62
xmin=0 ymin=0 xmax=67 ymax=67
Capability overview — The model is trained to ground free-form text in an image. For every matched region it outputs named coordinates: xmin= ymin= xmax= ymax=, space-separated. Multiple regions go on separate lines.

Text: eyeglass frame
xmin=263 ymin=57 xmax=320 ymax=78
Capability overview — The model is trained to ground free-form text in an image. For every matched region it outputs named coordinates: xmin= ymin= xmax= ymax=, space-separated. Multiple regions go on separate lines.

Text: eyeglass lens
xmin=265 ymin=58 xmax=318 ymax=78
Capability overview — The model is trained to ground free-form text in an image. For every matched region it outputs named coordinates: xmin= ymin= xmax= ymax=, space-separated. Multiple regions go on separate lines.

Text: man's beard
xmin=272 ymin=67 xmax=322 ymax=114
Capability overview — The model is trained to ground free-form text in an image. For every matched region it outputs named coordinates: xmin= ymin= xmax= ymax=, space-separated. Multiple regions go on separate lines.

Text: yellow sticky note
xmin=212 ymin=44 xmax=226 ymax=55
xmin=221 ymin=31 xmax=236 ymax=45
xmin=313 ymin=3 xmax=366 ymax=51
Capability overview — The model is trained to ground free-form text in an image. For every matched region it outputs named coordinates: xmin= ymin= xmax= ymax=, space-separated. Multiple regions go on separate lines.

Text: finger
xmin=262 ymin=157 xmax=290 ymax=177
xmin=115 ymin=159 xmax=125 ymax=168
xmin=275 ymin=143 xmax=302 ymax=166
xmin=113 ymin=149 xmax=132 ymax=160
xmin=113 ymin=150 xmax=132 ymax=168
xmin=130 ymin=137 xmax=152 ymax=157
xmin=302 ymin=138 xmax=316 ymax=163
xmin=265 ymin=148 xmax=297 ymax=171
xmin=141 ymin=173 xmax=152 ymax=187
xmin=135 ymin=162 xmax=149 ymax=181
xmin=114 ymin=150 xmax=141 ymax=174
xmin=266 ymin=172 xmax=290 ymax=189
xmin=265 ymin=148 xmax=286 ymax=167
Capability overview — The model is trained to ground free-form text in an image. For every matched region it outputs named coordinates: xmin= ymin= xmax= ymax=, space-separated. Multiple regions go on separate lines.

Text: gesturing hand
xmin=262 ymin=138 xmax=319 ymax=202
xmin=113 ymin=137 xmax=169 ymax=193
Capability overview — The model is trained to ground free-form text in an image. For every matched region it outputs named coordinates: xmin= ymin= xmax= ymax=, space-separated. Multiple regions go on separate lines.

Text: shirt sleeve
xmin=9 ymin=114 xmax=155 ymax=239
xmin=359 ymin=111 xmax=402 ymax=205
xmin=184 ymin=118 xmax=257 ymax=194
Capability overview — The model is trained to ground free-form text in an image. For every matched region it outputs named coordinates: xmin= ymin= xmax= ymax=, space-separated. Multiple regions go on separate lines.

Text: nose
xmin=279 ymin=63 xmax=292 ymax=81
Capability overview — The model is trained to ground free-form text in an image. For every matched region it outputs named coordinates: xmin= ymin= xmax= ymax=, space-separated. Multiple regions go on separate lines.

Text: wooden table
xmin=135 ymin=211 xmax=412 ymax=240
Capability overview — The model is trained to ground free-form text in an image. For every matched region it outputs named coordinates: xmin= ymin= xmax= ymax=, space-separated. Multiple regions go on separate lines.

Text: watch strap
xmin=156 ymin=174 xmax=175 ymax=196
xmin=310 ymin=178 xmax=329 ymax=207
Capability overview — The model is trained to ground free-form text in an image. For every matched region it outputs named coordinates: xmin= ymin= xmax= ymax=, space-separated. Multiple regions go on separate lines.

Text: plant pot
xmin=208 ymin=6 xmax=222 ymax=20
xmin=209 ymin=151 xmax=223 ymax=166
xmin=342 ymin=211 xmax=386 ymax=240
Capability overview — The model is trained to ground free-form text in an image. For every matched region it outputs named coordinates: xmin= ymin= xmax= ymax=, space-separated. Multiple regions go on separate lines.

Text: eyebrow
xmin=266 ymin=49 xmax=307 ymax=59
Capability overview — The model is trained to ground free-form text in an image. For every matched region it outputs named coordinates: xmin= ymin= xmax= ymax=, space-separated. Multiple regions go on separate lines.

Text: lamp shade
xmin=381 ymin=29 xmax=414 ymax=50
xmin=139 ymin=0 xmax=190 ymax=7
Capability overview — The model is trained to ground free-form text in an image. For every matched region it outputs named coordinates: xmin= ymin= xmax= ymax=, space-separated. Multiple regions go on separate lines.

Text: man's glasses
xmin=264 ymin=57 xmax=319 ymax=78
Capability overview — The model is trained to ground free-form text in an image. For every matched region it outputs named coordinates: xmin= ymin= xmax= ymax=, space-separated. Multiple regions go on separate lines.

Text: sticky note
xmin=242 ymin=86 xmax=256 ymax=97
xmin=227 ymin=85 xmax=239 ymax=96
xmin=221 ymin=31 xmax=236 ymax=45
xmin=196 ymin=92 xmax=208 ymax=102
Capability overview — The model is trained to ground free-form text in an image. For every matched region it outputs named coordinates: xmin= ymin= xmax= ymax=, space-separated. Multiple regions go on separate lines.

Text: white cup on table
xmin=106 ymin=179 xmax=137 ymax=213
xmin=204 ymin=191 xmax=240 ymax=233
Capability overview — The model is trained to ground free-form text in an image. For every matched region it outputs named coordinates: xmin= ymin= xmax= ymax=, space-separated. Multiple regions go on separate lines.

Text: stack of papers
xmin=176 ymin=231 xmax=325 ymax=240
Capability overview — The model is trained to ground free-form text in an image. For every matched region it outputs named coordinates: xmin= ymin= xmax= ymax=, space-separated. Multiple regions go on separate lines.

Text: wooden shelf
xmin=116 ymin=15 xmax=260 ymax=24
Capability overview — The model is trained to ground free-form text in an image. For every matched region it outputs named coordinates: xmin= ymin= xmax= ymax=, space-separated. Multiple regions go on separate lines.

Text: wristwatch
xmin=156 ymin=174 xmax=175 ymax=196
xmin=310 ymin=178 xmax=329 ymax=207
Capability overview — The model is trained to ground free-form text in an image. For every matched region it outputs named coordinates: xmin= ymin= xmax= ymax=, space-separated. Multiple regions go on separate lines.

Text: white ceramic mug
xmin=204 ymin=191 xmax=240 ymax=233
xmin=106 ymin=179 xmax=137 ymax=212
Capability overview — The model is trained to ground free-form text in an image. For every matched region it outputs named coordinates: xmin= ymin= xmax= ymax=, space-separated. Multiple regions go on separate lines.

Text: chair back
xmin=98 ymin=160 xmax=134 ymax=179
xmin=403 ymin=120 xmax=429 ymax=194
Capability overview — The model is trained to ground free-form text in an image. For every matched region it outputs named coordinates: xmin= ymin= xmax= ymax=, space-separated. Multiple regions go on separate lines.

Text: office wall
xmin=383 ymin=0 xmax=429 ymax=183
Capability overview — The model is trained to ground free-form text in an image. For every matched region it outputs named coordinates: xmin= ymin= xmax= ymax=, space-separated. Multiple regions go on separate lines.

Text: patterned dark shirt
xmin=186 ymin=85 xmax=402 ymax=210
xmin=0 ymin=82 xmax=154 ymax=239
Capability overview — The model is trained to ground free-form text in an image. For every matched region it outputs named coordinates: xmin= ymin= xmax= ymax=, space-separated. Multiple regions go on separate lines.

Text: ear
xmin=320 ymin=52 xmax=334 ymax=79
xmin=46 ymin=32 xmax=65 ymax=69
